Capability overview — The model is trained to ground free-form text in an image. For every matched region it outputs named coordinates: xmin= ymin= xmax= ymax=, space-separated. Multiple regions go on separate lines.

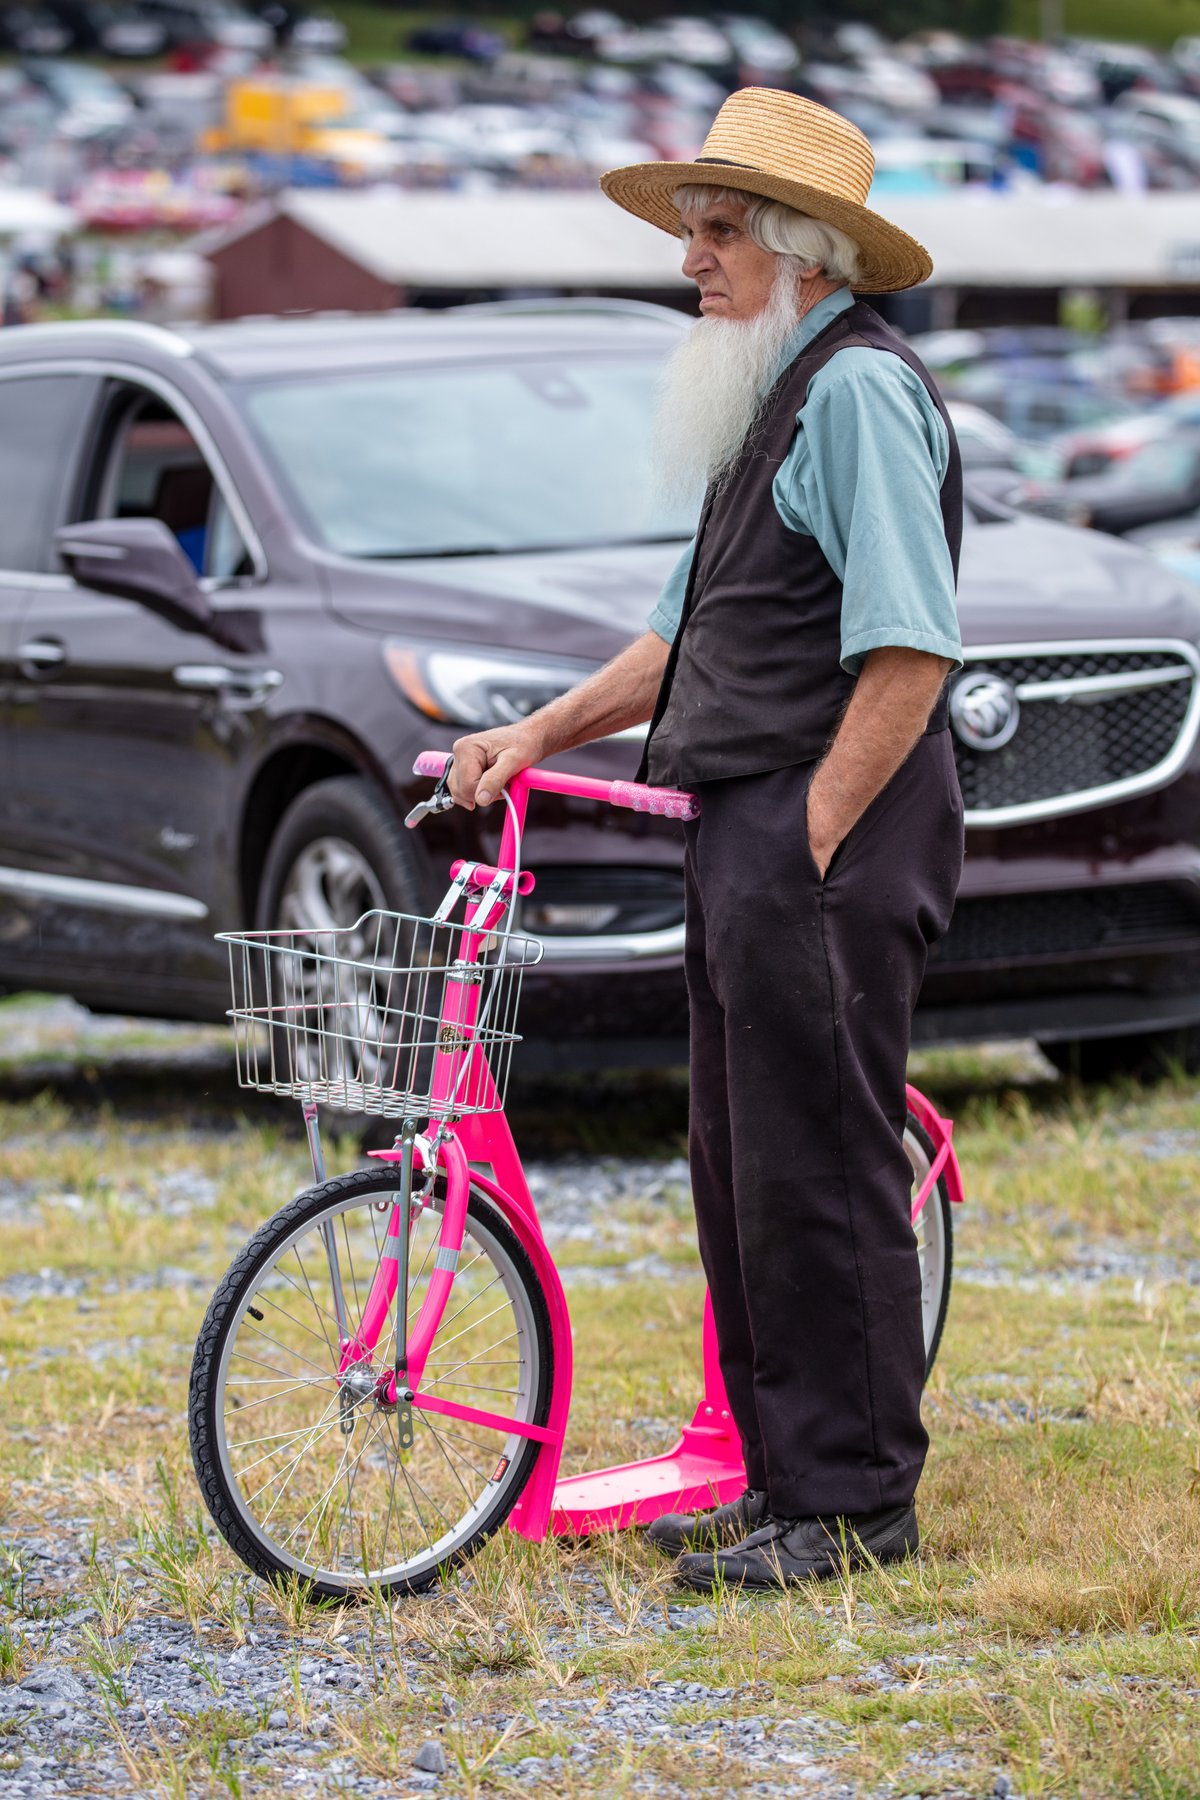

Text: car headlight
xmin=384 ymin=643 xmax=594 ymax=729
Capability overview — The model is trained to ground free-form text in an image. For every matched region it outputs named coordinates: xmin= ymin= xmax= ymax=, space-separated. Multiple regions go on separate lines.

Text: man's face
xmin=680 ymin=197 xmax=779 ymax=322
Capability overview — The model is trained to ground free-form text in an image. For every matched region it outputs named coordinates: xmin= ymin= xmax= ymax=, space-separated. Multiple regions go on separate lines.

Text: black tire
xmin=255 ymin=774 xmax=430 ymax=934
xmin=1039 ymin=1029 xmax=1200 ymax=1085
xmin=254 ymin=776 xmax=434 ymax=1138
xmin=905 ymin=1113 xmax=954 ymax=1380
xmin=189 ymin=1168 xmax=553 ymax=1599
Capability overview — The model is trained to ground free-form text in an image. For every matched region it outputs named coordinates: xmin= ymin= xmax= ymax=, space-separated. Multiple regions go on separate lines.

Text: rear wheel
xmin=189 ymin=1169 xmax=553 ymax=1598
xmin=906 ymin=1114 xmax=953 ymax=1379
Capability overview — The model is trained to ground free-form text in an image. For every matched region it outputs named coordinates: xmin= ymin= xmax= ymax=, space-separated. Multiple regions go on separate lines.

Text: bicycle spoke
xmin=204 ymin=1185 xmax=545 ymax=1590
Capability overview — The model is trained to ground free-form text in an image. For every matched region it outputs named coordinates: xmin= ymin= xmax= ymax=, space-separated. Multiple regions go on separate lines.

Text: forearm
xmin=807 ymin=647 xmax=953 ymax=873
xmin=522 ymin=630 xmax=668 ymax=758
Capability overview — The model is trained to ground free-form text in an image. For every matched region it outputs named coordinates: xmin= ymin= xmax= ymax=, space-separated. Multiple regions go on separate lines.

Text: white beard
xmin=653 ymin=261 xmax=803 ymax=508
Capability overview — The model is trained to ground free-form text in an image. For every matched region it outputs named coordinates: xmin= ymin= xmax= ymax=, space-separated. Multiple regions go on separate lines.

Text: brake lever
xmin=405 ymin=760 xmax=455 ymax=830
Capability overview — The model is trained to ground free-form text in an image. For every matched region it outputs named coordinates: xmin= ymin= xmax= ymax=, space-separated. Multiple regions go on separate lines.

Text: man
xmin=449 ymin=88 xmax=964 ymax=1590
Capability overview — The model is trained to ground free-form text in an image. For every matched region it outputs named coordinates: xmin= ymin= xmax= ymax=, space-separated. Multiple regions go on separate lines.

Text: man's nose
xmin=681 ymin=235 xmax=714 ymax=281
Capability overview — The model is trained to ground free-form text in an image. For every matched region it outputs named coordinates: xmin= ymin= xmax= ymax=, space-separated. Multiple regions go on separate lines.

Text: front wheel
xmin=189 ymin=1169 xmax=553 ymax=1599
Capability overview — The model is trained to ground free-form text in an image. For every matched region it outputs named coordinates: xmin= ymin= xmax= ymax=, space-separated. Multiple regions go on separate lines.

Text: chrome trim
xmin=0 ymin=571 xmax=72 ymax=590
xmin=173 ymin=664 xmax=283 ymax=699
xmin=56 ymin=539 xmax=128 ymax=561
xmin=16 ymin=640 xmax=65 ymax=667
xmin=0 ymin=866 xmax=208 ymax=919
xmin=959 ymin=638 xmax=1200 ymax=829
xmin=0 ymin=356 xmax=267 ymax=585
xmin=1016 ymin=666 xmax=1192 ymax=703
xmin=537 ymin=920 xmax=686 ymax=963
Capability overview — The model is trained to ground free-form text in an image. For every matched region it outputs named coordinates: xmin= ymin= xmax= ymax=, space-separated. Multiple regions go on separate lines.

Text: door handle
xmin=16 ymin=638 xmax=66 ymax=675
xmin=173 ymin=664 xmax=283 ymax=701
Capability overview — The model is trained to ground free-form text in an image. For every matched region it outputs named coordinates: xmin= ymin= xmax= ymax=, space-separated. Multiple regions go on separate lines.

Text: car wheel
xmin=1038 ymin=1029 xmax=1200 ymax=1084
xmin=255 ymin=775 xmax=429 ymax=939
xmin=254 ymin=778 xmax=435 ymax=1130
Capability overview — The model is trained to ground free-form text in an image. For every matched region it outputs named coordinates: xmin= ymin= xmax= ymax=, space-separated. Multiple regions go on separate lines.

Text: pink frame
xmin=343 ymin=755 xmax=964 ymax=1540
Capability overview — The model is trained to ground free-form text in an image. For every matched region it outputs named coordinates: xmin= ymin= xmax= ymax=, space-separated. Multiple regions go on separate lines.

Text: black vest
xmin=640 ymin=299 xmax=963 ymax=787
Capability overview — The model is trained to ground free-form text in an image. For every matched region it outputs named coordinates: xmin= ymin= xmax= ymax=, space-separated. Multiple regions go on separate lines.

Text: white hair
xmin=672 ymin=183 xmax=862 ymax=286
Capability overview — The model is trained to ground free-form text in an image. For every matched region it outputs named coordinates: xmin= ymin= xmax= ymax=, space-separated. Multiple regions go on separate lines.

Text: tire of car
xmin=254 ymin=775 xmax=430 ymax=938
xmin=254 ymin=777 xmax=433 ymax=1136
xmin=1038 ymin=1029 xmax=1200 ymax=1084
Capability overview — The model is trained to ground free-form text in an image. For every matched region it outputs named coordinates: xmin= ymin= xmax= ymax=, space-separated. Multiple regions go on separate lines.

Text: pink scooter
xmin=189 ymin=754 xmax=963 ymax=1597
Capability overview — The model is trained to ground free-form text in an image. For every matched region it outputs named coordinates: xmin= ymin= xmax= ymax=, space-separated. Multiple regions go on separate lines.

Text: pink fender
xmin=905 ymin=1082 xmax=964 ymax=1216
xmin=369 ymin=1117 xmax=573 ymax=1541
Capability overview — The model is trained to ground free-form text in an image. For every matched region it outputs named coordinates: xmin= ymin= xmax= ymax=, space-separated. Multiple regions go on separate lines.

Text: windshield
xmin=239 ymin=355 xmax=697 ymax=558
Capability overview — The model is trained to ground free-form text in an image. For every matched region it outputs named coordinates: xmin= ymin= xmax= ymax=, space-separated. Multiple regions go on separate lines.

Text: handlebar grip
xmin=413 ymin=751 xmax=452 ymax=778
xmin=609 ymin=780 xmax=700 ymax=821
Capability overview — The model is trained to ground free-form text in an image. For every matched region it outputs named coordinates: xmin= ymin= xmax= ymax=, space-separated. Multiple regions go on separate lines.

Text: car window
xmin=89 ymin=386 xmax=252 ymax=580
xmin=1108 ymin=440 xmax=1200 ymax=492
xmin=0 ymin=372 xmax=89 ymax=573
xmin=239 ymin=357 xmax=698 ymax=558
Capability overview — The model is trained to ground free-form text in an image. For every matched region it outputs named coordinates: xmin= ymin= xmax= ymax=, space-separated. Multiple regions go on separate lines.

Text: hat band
xmin=695 ymin=156 xmax=754 ymax=169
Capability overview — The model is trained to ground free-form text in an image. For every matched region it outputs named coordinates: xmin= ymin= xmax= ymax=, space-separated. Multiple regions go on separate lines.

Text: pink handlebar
xmin=412 ymin=751 xmax=699 ymax=822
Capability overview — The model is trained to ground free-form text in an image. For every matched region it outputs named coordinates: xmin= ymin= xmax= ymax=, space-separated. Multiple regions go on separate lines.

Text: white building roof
xmin=196 ymin=187 xmax=1200 ymax=292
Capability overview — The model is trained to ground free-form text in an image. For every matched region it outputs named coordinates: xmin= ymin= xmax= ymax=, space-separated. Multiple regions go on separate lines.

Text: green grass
xmin=1006 ymin=0 xmax=1200 ymax=46
xmin=4 ymin=1015 xmax=1200 ymax=1793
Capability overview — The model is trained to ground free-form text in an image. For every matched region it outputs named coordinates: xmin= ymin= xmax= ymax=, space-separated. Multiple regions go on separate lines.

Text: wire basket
xmin=218 ymin=908 xmax=543 ymax=1120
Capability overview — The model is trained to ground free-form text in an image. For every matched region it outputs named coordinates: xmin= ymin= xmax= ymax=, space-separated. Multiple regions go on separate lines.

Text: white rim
xmin=907 ymin=1124 xmax=949 ymax=1357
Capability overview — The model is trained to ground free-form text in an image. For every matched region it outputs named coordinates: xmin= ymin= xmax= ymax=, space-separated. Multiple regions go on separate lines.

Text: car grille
xmin=931 ymin=882 xmax=1200 ymax=967
xmin=953 ymin=644 xmax=1199 ymax=824
xmin=520 ymin=866 xmax=684 ymax=936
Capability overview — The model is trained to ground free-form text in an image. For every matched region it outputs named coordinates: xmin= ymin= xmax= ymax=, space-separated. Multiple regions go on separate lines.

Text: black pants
xmin=683 ymin=731 xmax=964 ymax=1518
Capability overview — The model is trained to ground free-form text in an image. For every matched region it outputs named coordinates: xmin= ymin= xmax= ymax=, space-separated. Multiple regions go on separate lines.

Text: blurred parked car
xmin=4 ymin=308 xmax=1200 ymax=1083
xmin=406 ymin=20 xmax=506 ymax=62
xmin=44 ymin=0 xmax=167 ymax=56
xmin=713 ymin=13 xmax=797 ymax=75
xmin=137 ymin=0 xmax=271 ymax=54
xmin=1021 ymin=434 xmax=1200 ymax=535
xmin=22 ymin=58 xmax=138 ymax=138
xmin=0 ymin=5 xmax=73 ymax=53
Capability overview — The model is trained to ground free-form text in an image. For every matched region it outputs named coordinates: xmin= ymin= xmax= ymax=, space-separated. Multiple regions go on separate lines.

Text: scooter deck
xmin=550 ymin=1420 xmax=745 ymax=1536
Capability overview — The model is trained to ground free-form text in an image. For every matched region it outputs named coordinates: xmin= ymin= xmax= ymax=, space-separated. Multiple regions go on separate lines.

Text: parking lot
xmin=3 ymin=996 xmax=1200 ymax=1797
xmin=7 ymin=8 xmax=1200 ymax=1796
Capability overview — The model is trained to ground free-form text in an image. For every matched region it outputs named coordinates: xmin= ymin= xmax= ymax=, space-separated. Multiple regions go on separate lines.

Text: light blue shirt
xmin=647 ymin=287 xmax=962 ymax=674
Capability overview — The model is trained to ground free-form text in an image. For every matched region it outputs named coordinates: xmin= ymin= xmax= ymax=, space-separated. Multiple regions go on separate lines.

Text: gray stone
xmin=413 ymin=1740 xmax=447 ymax=1774
xmin=267 ymin=1708 xmax=289 ymax=1729
xmin=994 ymin=1779 xmax=1013 ymax=1798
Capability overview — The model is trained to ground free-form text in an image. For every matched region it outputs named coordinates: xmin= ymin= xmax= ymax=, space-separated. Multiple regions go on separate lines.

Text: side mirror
xmin=53 ymin=518 xmax=256 ymax=652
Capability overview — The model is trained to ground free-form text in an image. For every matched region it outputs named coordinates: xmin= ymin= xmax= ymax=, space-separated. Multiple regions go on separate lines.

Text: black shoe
xmin=674 ymin=1502 xmax=918 ymax=1590
xmin=644 ymin=1487 xmax=768 ymax=1557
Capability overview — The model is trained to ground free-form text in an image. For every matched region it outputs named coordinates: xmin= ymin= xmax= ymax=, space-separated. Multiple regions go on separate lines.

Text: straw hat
xmin=601 ymin=86 xmax=932 ymax=295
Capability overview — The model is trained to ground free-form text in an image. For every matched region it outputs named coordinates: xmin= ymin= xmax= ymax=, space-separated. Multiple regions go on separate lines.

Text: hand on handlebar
xmin=449 ymin=723 xmax=544 ymax=810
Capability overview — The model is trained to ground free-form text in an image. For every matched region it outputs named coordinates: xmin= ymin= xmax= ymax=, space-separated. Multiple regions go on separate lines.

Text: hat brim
xmin=600 ymin=160 xmax=931 ymax=294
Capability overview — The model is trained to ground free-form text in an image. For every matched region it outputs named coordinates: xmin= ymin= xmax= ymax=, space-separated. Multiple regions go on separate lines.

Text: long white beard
xmin=653 ymin=261 xmax=803 ymax=508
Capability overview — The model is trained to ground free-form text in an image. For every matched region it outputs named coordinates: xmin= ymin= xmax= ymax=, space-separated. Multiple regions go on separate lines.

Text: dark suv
xmin=3 ymin=305 xmax=1200 ymax=1080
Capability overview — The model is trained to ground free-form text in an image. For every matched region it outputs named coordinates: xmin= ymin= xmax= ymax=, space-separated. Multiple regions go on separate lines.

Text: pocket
xmin=799 ymin=763 xmax=828 ymax=886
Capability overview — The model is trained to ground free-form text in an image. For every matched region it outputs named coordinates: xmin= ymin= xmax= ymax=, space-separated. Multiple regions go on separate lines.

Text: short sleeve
xmin=775 ymin=351 xmax=963 ymax=676
xmin=647 ymin=537 xmax=695 ymax=644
